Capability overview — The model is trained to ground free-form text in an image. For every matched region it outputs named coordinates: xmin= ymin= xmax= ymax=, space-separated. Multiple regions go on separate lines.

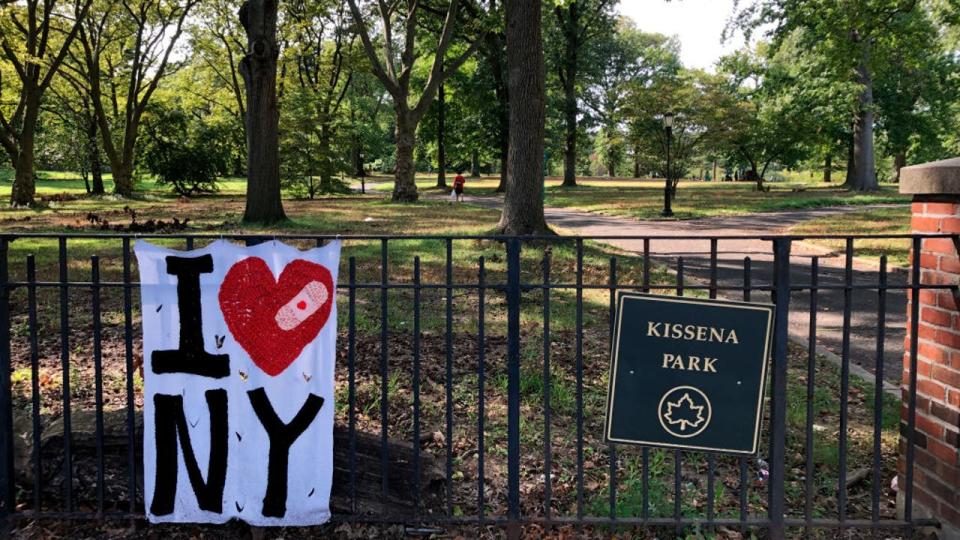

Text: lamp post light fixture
xmin=662 ymin=112 xmax=674 ymax=217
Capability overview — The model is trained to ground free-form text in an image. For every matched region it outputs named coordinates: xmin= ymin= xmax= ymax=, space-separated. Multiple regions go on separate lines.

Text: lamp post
xmin=359 ymin=151 xmax=366 ymax=194
xmin=662 ymin=112 xmax=674 ymax=217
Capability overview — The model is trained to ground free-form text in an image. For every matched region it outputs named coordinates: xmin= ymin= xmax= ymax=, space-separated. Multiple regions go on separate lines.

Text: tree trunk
xmin=10 ymin=97 xmax=40 ymax=206
xmin=393 ymin=109 xmax=419 ymax=202
xmin=11 ymin=154 xmax=35 ymax=206
xmin=81 ymin=166 xmax=90 ymax=194
xmin=239 ymin=0 xmax=287 ymax=223
xmin=633 ymin=146 xmax=641 ymax=178
xmin=497 ymin=0 xmax=549 ymax=235
xmin=561 ymin=89 xmax=576 ymax=187
xmin=848 ymin=53 xmax=878 ymax=192
xmin=318 ymin=123 xmax=333 ymax=191
xmin=310 ymin=121 xmax=334 ymax=193
xmin=436 ymin=82 xmax=446 ymax=188
xmin=90 ymin=146 xmax=105 ymax=195
xmin=560 ymin=4 xmax=578 ymax=188
xmin=111 ymin=162 xmax=135 ymax=196
xmin=112 ymin=166 xmax=134 ymax=196
xmin=844 ymin=128 xmax=855 ymax=186
xmin=470 ymin=149 xmax=480 ymax=177
xmin=823 ymin=154 xmax=832 ymax=183
xmin=494 ymin=80 xmax=508 ymax=192
xmin=84 ymin=105 xmax=105 ymax=195
xmin=712 ymin=160 xmax=717 ymax=183
xmin=608 ymin=159 xmax=615 ymax=178
xmin=496 ymin=138 xmax=507 ymax=193
xmin=484 ymin=15 xmax=509 ymax=193
xmin=894 ymin=151 xmax=906 ymax=183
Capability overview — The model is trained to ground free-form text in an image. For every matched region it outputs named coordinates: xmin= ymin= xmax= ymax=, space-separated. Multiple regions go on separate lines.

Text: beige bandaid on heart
xmin=275 ymin=280 xmax=329 ymax=331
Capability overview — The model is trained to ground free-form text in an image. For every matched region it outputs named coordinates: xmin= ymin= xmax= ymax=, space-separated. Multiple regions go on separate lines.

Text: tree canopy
xmin=2 ymin=0 xmax=959 ymax=212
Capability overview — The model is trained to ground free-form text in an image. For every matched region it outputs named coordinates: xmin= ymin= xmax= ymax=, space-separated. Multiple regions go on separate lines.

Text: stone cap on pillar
xmin=900 ymin=157 xmax=960 ymax=195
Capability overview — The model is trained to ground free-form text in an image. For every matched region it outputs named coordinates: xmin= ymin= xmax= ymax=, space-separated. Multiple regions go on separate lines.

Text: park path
xmin=454 ymin=192 xmax=910 ymax=386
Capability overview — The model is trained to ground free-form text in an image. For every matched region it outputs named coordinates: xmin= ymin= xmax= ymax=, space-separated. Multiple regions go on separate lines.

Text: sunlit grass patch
xmin=788 ymin=207 xmax=911 ymax=267
xmin=544 ymin=180 xmax=908 ymax=221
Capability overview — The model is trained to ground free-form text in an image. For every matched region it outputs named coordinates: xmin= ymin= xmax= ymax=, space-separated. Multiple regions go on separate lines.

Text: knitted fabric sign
xmin=135 ymin=239 xmax=340 ymax=525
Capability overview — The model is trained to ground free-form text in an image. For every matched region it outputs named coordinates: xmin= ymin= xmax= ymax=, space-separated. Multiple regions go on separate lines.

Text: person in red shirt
xmin=453 ymin=170 xmax=466 ymax=202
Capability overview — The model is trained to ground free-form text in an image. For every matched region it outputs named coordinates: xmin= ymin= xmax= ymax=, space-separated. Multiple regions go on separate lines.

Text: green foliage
xmin=712 ymin=43 xmax=817 ymax=190
xmin=11 ymin=0 xmax=960 ymax=207
xmin=585 ymin=19 xmax=682 ymax=176
xmin=624 ymin=68 xmax=723 ymax=182
xmin=419 ymin=56 xmax=502 ymax=174
xmin=140 ymin=105 xmax=230 ymax=196
xmin=279 ymin=85 xmax=352 ymax=198
xmin=730 ymin=0 xmax=960 ymax=187
xmin=873 ymin=7 xmax=960 ymax=173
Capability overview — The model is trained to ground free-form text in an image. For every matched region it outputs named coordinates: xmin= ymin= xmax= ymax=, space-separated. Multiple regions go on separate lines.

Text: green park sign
xmin=604 ymin=293 xmax=775 ymax=455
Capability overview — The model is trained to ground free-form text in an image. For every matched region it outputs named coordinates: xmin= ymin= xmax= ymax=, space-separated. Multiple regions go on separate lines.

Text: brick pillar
xmin=900 ymin=158 xmax=960 ymax=539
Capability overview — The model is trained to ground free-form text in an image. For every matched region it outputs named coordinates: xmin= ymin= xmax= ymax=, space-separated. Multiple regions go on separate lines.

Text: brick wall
xmin=901 ymin=198 xmax=960 ymax=533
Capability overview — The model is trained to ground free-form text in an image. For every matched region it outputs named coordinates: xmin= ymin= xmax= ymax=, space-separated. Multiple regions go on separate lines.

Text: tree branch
xmin=346 ymin=0 xmax=401 ymax=98
xmin=38 ymin=0 xmax=94 ymax=92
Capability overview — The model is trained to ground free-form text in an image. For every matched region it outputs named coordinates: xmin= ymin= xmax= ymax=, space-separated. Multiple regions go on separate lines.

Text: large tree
xmin=732 ymin=0 xmax=921 ymax=191
xmin=418 ymin=55 xmax=501 ymax=185
xmin=239 ymin=0 xmax=286 ymax=223
xmin=190 ymin=0 xmax=248 ymax=175
xmin=551 ymin=0 xmax=616 ymax=187
xmin=72 ymin=0 xmax=197 ymax=197
xmin=283 ymin=0 xmax=356 ymax=193
xmin=496 ymin=0 xmax=548 ymax=235
xmin=48 ymin=73 xmax=105 ymax=194
xmin=0 ymin=0 xmax=92 ymax=205
xmin=346 ymin=0 xmax=483 ymax=202
xmin=476 ymin=0 xmax=508 ymax=191
xmin=623 ymin=69 xmax=719 ymax=197
xmin=586 ymin=20 xmax=680 ymax=177
xmin=713 ymin=45 xmax=815 ymax=191
xmin=344 ymin=68 xmax=389 ymax=183
xmin=873 ymin=7 xmax=958 ymax=180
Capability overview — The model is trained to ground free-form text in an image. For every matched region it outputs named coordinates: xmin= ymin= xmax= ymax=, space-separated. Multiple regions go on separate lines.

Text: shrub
xmin=141 ymin=105 xmax=230 ymax=196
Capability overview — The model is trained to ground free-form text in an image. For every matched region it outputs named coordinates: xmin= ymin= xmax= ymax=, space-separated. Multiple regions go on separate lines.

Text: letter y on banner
xmin=135 ymin=239 xmax=340 ymax=525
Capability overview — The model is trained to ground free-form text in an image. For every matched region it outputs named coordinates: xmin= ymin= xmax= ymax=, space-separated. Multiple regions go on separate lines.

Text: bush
xmin=141 ymin=105 xmax=230 ymax=196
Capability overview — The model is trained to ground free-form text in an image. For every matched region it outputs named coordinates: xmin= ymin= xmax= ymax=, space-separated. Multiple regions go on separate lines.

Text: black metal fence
xmin=0 ymin=232 xmax=952 ymax=537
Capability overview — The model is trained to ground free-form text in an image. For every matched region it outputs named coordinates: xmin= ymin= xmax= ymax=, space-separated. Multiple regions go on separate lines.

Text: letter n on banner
xmin=136 ymin=239 xmax=340 ymax=525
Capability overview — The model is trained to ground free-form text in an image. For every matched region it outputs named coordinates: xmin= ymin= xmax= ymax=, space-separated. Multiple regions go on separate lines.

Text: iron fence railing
xmin=0 ymin=232 xmax=952 ymax=538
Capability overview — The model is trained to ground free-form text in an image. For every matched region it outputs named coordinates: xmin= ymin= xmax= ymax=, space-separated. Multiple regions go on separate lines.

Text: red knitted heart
xmin=219 ymin=257 xmax=334 ymax=376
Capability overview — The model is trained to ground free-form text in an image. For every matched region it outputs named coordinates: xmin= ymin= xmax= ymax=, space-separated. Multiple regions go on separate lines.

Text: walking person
xmin=453 ymin=170 xmax=466 ymax=202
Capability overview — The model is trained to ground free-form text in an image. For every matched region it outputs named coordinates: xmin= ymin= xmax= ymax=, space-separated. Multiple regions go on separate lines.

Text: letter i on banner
xmin=136 ymin=239 xmax=340 ymax=525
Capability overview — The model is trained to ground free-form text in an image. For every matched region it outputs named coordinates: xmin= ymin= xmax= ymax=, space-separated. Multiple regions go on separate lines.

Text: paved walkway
xmin=454 ymin=193 xmax=910 ymax=385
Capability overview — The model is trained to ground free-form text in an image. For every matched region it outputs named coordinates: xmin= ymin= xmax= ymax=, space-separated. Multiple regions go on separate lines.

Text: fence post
xmin=505 ymin=237 xmax=522 ymax=538
xmin=899 ymin=158 xmax=960 ymax=538
xmin=0 ymin=237 xmax=13 ymax=533
xmin=768 ymin=237 xmax=791 ymax=540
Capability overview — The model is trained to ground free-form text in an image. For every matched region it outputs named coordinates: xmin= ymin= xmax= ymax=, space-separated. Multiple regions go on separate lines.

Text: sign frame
xmin=603 ymin=291 xmax=775 ymax=455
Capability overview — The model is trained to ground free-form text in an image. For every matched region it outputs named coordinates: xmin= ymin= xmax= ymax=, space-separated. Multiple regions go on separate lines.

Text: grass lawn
xmin=544 ymin=180 xmax=907 ymax=221
xmin=380 ymin=172 xmax=909 ymax=221
xmin=0 ymin=169 xmax=251 ymax=199
xmin=788 ymin=207 xmax=911 ymax=267
xmin=1 ymin=170 xmax=905 ymax=535
xmin=5 ymin=169 xmax=907 ymax=223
